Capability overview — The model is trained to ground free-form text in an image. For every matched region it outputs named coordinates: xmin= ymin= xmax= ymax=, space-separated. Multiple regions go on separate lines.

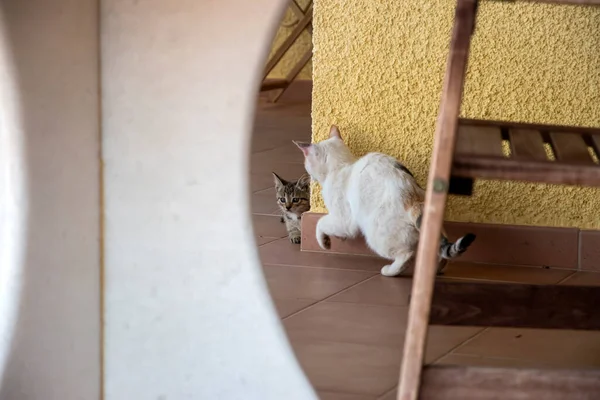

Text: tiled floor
xmin=250 ymin=95 xmax=600 ymax=399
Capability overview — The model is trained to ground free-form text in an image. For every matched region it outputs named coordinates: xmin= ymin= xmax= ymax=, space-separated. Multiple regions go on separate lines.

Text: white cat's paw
xmin=381 ymin=264 xmax=401 ymax=277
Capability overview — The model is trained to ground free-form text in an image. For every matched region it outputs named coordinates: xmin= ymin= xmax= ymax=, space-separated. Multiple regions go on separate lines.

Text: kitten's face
xmin=273 ymin=173 xmax=310 ymax=216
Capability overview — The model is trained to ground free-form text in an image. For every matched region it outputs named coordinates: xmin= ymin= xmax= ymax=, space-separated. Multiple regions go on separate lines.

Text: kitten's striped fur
xmin=273 ymin=172 xmax=311 ymax=244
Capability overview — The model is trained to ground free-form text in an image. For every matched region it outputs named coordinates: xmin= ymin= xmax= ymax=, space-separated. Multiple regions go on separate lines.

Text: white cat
xmin=294 ymin=125 xmax=475 ymax=277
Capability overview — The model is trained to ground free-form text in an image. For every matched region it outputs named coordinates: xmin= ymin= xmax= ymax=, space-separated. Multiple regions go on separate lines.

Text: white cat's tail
xmin=438 ymin=233 xmax=476 ymax=259
xmin=411 ymin=205 xmax=476 ymax=260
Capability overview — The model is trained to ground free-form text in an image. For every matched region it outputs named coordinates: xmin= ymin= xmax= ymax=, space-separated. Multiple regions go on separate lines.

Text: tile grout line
xmin=262 ymin=261 xmax=383 ymax=273
xmin=251 ymin=212 xmax=282 ymax=217
xmin=555 ymin=270 xmax=577 ymax=285
xmin=427 ymin=326 xmax=491 ymax=366
xmin=282 ymin=274 xmax=380 ymax=321
xmin=444 ymin=354 xmax=551 ymax=365
xmin=577 ymin=230 xmax=582 ymax=271
xmin=299 ymin=249 xmax=384 ymax=260
xmin=261 ymin=260 xmax=595 ymax=282
xmin=256 ymin=238 xmax=281 ymax=247
xmin=376 ymin=385 xmax=397 ymax=400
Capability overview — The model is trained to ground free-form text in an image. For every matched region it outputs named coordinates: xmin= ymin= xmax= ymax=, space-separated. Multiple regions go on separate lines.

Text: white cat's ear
xmin=296 ymin=174 xmax=311 ymax=188
xmin=272 ymin=172 xmax=287 ymax=187
xmin=329 ymin=125 xmax=342 ymax=140
xmin=293 ymin=140 xmax=312 ymax=156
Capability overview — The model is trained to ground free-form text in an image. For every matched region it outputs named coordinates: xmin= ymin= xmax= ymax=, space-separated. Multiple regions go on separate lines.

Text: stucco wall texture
xmin=267 ymin=1 xmax=312 ymax=80
xmin=311 ymin=0 xmax=600 ymax=229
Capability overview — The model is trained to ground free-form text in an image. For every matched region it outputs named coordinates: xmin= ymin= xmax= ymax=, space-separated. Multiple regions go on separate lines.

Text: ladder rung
xmin=429 ymin=281 xmax=600 ymax=330
xmin=420 ymin=366 xmax=600 ymax=399
xmin=260 ymin=79 xmax=288 ymax=92
xmin=524 ymin=0 xmax=600 ymax=5
xmin=452 ymin=119 xmax=600 ymax=187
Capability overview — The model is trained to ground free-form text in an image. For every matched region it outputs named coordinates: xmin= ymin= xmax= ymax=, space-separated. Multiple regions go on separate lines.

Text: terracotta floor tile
xmin=328 ymin=275 xmax=477 ymax=307
xmin=259 ymin=239 xmax=387 ymax=272
xmin=290 ymin=340 xmax=401 ymax=395
xmin=284 ymin=302 xmax=482 ymax=360
xmin=445 ymin=222 xmax=579 ymax=269
xmin=328 ymin=275 xmax=413 ymax=307
xmin=284 ymin=302 xmax=406 ymax=347
xmin=256 ymin=99 xmax=311 ymax=115
xmin=253 ymin=214 xmax=287 ymax=239
xmin=250 ymin=172 xmax=277 ymax=193
xmin=255 ymin=237 xmax=279 ymax=246
xmin=442 ymin=261 xmax=573 ymax=284
xmin=251 ymin=188 xmax=281 ymax=216
xmin=453 ymin=327 xmax=600 ymax=368
xmin=253 ymin=117 xmax=310 ymax=133
xmin=251 ymin=134 xmax=291 ymax=154
xmin=318 ymin=391 xmax=376 ymax=400
xmin=376 ymin=389 xmax=397 ymax=400
xmin=272 ymin=298 xmax=316 ymax=319
xmin=251 ymin=158 xmax=308 ymax=176
xmin=580 ymin=230 xmax=600 ymax=271
xmin=253 ymin=116 xmax=310 ymax=131
xmin=559 ymin=271 xmax=600 ymax=287
xmin=254 ymin=106 xmax=311 ymax=126
xmin=252 ymin=143 xmax=306 ymax=165
xmin=251 ymin=125 xmax=308 ymax=153
xmin=263 ymin=265 xmax=375 ymax=302
xmin=435 ymin=353 xmax=550 ymax=368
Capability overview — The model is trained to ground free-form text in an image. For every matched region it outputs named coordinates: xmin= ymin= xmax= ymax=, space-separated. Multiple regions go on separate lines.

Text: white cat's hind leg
xmin=316 ymin=214 xmax=356 ymax=250
xmin=381 ymin=251 xmax=413 ymax=277
xmin=316 ymin=215 xmax=336 ymax=250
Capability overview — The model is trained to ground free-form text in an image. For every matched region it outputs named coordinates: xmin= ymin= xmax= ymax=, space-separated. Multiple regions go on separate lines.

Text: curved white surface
xmin=102 ymin=0 xmax=316 ymax=399
xmin=0 ymin=1 xmax=101 ymax=399
xmin=0 ymin=9 xmax=26 ymax=385
xmin=0 ymin=0 xmax=314 ymax=398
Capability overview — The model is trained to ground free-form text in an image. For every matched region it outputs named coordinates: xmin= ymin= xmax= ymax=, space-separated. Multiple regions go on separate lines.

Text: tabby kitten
xmin=272 ymin=172 xmax=311 ymax=244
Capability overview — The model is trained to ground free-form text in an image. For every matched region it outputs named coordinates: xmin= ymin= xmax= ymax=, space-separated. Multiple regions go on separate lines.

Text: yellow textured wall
xmin=311 ymin=0 xmax=600 ymax=229
xmin=266 ymin=1 xmax=312 ymax=80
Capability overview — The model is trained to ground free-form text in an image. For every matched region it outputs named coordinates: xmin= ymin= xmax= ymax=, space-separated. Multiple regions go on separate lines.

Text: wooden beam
xmin=428 ymin=281 xmax=600 ymax=330
xmin=263 ymin=3 xmax=313 ymax=80
xmin=260 ymin=79 xmax=288 ymax=92
xmin=509 ymin=129 xmax=548 ymax=161
xmin=456 ymin=125 xmax=504 ymax=157
xmin=460 ymin=118 xmax=600 ymax=137
xmin=590 ymin=135 xmax=600 ymax=159
xmin=521 ymin=0 xmax=600 ymax=5
xmin=420 ymin=366 xmax=600 ymax=400
xmin=269 ymin=45 xmax=312 ymax=102
xmin=397 ymin=0 xmax=479 ymax=399
xmin=289 ymin=0 xmax=305 ymax=18
xmin=452 ymin=155 xmax=600 ymax=187
xmin=289 ymin=0 xmax=313 ymax=35
xmin=549 ymin=132 xmax=595 ymax=164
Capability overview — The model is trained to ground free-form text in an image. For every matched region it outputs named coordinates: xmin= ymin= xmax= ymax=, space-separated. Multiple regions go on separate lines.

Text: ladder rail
xmin=396 ymin=0 xmax=479 ymax=399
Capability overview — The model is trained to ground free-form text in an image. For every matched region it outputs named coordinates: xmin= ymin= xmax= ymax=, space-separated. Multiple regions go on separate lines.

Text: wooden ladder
xmin=260 ymin=0 xmax=313 ymax=103
xmin=398 ymin=1 xmax=600 ymax=399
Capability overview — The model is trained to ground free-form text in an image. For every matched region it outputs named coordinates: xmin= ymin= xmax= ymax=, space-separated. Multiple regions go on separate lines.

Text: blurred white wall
xmin=0 ymin=0 xmax=315 ymax=399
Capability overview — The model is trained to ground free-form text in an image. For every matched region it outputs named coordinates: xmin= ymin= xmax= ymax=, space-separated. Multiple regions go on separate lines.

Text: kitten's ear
xmin=293 ymin=140 xmax=312 ymax=157
xmin=272 ymin=172 xmax=287 ymax=187
xmin=329 ymin=125 xmax=342 ymax=140
xmin=296 ymin=174 xmax=311 ymax=188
